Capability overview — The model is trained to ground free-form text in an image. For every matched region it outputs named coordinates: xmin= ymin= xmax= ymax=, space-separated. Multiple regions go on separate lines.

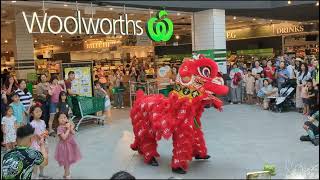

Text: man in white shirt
xmin=252 ymin=61 xmax=263 ymax=76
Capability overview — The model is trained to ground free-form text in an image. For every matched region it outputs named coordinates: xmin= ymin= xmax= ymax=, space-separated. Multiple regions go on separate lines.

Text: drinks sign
xmin=22 ymin=10 xmax=174 ymax=42
xmin=273 ymin=24 xmax=304 ymax=35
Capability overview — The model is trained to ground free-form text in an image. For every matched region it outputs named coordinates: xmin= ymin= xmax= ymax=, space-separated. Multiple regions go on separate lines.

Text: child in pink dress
xmin=30 ymin=105 xmax=50 ymax=179
xmin=54 ymin=112 xmax=81 ymax=179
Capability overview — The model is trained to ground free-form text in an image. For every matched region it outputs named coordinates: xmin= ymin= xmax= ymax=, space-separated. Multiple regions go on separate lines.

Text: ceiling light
xmin=64 ymin=4 xmax=68 ymax=7
xmin=61 ymin=40 xmax=64 ymax=43
xmin=270 ymin=19 xmax=273 ymax=22
xmin=60 ymin=35 xmax=63 ymax=38
xmin=310 ymin=22 xmax=314 ymax=25
xmin=175 ymin=35 xmax=180 ymax=39
xmin=316 ymin=1 xmax=319 ymax=6
xmin=109 ymin=7 xmax=113 ymax=10
xmin=253 ymin=18 xmax=256 ymax=21
xmin=34 ymin=40 xmax=38 ymax=43
xmin=288 ymin=0 xmax=292 ymax=4
xmin=11 ymin=1 xmax=16 ymax=3
xmin=177 ymin=12 xmax=181 ymax=16
xmin=4 ymin=40 xmax=8 ymax=43
xmin=233 ymin=16 xmax=237 ymax=20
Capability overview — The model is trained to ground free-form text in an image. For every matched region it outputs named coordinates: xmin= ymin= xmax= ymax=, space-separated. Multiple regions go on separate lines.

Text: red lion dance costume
xmin=130 ymin=55 xmax=229 ymax=174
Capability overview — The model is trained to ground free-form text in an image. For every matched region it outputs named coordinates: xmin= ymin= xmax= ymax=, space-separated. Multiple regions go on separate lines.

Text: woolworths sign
xmin=22 ymin=10 xmax=174 ymax=42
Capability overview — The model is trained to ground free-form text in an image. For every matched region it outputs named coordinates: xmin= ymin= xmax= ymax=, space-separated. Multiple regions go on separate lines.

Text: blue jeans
xmin=115 ymin=92 xmax=124 ymax=108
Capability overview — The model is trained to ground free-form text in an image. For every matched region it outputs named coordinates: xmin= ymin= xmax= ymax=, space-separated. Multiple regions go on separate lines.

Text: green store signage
xmin=146 ymin=10 xmax=174 ymax=42
xmin=22 ymin=10 xmax=173 ymax=42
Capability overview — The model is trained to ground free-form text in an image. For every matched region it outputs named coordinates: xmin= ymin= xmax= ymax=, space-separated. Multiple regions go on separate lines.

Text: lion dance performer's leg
xmin=192 ymin=127 xmax=209 ymax=158
xmin=192 ymin=106 xmax=210 ymax=159
xmin=130 ymin=100 xmax=160 ymax=165
xmin=171 ymin=102 xmax=194 ymax=174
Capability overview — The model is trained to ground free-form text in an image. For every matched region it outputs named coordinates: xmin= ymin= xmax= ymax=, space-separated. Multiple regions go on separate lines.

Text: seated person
xmin=300 ymin=110 xmax=319 ymax=146
xmin=259 ymin=79 xmax=278 ymax=110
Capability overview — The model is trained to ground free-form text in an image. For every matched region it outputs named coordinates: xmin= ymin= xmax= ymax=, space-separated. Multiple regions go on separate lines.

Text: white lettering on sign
xmin=22 ymin=11 xmax=144 ymax=35
xmin=275 ymin=25 xmax=304 ymax=34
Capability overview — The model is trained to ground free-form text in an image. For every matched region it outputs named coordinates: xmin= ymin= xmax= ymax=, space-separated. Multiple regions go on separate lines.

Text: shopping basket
xmin=68 ymin=96 xmax=105 ymax=131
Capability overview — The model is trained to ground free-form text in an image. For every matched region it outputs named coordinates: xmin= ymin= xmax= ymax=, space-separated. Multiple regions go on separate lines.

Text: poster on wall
xmin=64 ymin=66 xmax=93 ymax=97
xmin=157 ymin=65 xmax=173 ymax=89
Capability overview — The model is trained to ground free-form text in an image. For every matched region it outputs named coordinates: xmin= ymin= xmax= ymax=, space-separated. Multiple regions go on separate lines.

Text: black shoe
xmin=300 ymin=135 xmax=311 ymax=141
xmin=195 ymin=155 xmax=211 ymax=160
xmin=172 ymin=167 xmax=186 ymax=174
xmin=147 ymin=157 xmax=159 ymax=166
xmin=311 ymin=139 xmax=319 ymax=146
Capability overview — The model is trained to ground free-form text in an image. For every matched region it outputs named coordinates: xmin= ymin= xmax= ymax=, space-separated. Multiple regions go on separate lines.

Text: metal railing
xmin=129 ymin=80 xmax=159 ymax=108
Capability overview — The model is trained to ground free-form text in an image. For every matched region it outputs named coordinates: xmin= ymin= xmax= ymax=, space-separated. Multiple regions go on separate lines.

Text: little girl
xmin=1 ymin=106 xmax=17 ymax=151
xmin=244 ymin=69 xmax=255 ymax=104
xmin=56 ymin=91 xmax=72 ymax=117
xmin=54 ymin=112 xmax=81 ymax=179
xmin=30 ymin=105 xmax=50 ymax=179
xmin=302 ymin=80 xmax=316 ymax=116
xmin=10 ymin=93 xmax=27 ymax=127
xmin=94 ymin=80 xmax=112 ymax=123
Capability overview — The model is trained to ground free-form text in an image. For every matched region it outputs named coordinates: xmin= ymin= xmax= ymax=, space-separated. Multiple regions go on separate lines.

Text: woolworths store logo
xmin=146 ymin=10 xmax=174 ymax=42
xmin=22 ymin=10 xmax=173 ymax=42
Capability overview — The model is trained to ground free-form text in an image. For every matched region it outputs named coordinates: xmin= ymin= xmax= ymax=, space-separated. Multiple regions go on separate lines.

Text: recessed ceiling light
xmin=253 ymin=18 xmax=256 ymax=21
xmin=34 ymin=40 xmax=38 ymax=43
xmin=233 ymin=16 xmax=237 ymax=20
xmin=64 ymin=4 xmax=68 ymax=7
xmin=288 ymin=0 xmax=291 ymax=4
xmin=61 ymin=40 xmax=64 ymax=43
xmin=109 ymin=7 xmax=113 ymax=10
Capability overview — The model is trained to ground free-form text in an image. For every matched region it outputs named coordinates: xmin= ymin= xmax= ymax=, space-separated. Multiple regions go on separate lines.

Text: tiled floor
xmin=1 ymin=105 xmax=319 ymax=179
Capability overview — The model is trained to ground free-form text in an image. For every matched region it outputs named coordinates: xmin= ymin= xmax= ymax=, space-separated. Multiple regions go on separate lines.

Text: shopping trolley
xmin=68 ymin=96 xmax=105 ymax=131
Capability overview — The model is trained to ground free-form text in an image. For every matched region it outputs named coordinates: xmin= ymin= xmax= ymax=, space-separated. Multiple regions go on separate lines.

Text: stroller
xmin=269 ymin=81 xmax=296 ymax=112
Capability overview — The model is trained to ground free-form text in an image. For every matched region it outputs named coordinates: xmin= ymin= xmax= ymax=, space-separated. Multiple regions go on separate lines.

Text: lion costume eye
xmin=198 ymin=66 xmax=211 ymax=78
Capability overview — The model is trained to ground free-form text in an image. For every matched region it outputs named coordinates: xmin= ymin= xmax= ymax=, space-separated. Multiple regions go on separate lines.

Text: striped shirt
xmin=15 ymin=88 xmax=33 ymax=109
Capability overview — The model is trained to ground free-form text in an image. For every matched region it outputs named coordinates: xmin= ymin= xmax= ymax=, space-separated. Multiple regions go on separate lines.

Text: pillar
xmin=14 ymin=12 xmax=36 ymax=79
xmin=192 ymin=9 xmax=227 ymax=74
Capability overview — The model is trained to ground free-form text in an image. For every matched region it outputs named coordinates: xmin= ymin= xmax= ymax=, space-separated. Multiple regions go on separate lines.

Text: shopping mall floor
xmin=2 ymin=104 xmax=319 ymax=179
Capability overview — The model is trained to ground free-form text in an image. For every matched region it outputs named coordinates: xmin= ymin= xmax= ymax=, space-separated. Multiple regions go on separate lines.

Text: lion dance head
xmin=172 ymin=54 xmax=229 ymax=110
